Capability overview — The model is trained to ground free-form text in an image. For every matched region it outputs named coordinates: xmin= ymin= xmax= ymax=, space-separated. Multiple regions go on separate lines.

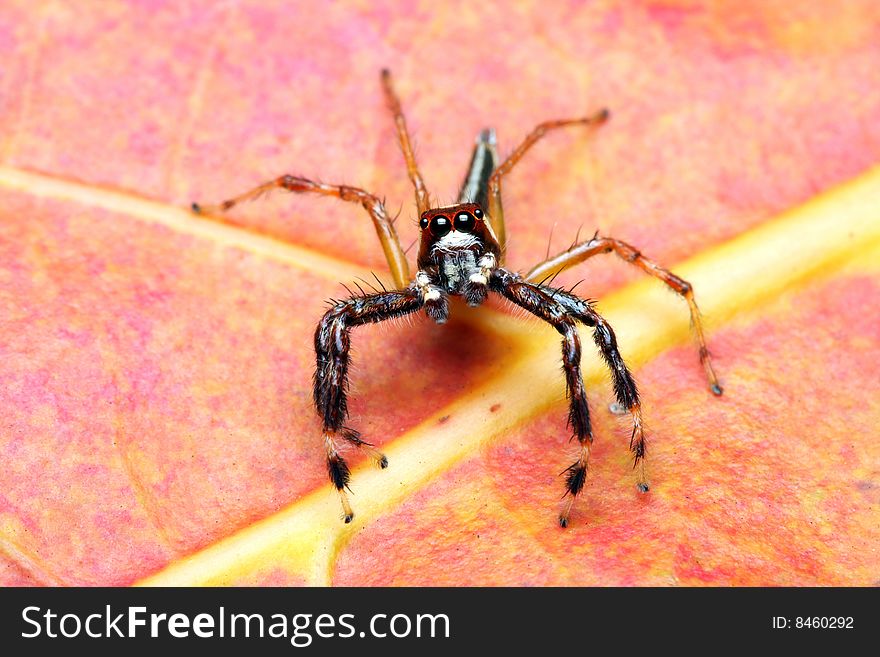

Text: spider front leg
xmin=527 ymin=235 xmax=723 ymax=395
xmin=548 ymin=287 xmax=648 ymax=492
xmin=314 ymin=287 xmax=425 ymax=522
xmin=192 ymin=175 xmax=411 ymax=289
xmin=489 ymin=269 xmax=595 ymax=527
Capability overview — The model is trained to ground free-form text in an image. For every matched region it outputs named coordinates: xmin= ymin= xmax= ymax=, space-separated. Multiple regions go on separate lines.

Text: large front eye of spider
xmin=454 ymin=211 xmax=476 ymax=233
xmin=429 ymin=215 xmax=452 ymax=237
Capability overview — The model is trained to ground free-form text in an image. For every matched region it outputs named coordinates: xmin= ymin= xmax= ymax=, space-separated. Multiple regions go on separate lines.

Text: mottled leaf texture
xmin=0 ymin=1 xmax=878 ymax=586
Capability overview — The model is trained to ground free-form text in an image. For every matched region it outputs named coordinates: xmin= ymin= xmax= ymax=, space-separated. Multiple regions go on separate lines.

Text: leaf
xmin=1 ymin=0 xmax=878 ymax=586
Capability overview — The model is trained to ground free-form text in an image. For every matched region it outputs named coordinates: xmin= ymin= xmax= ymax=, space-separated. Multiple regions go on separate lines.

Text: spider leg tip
xmin=378 ymin=454 xmax=389 ymax=469
xmin=558 ymin=515 xmax=569 ymax=529
xmin=343 ymin=513 xmax=354 ymax=524
xmin=637 ymin=482 xmax=650 ymax=494
xmin=190 ymin=202 xmax=202 ymax=214
xmin=711 ymin=383 xmax=724 ymax=396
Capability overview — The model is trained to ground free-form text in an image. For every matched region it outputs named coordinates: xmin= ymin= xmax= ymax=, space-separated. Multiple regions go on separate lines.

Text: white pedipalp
xmin=416 ymin=269 xmax=442 ymax=302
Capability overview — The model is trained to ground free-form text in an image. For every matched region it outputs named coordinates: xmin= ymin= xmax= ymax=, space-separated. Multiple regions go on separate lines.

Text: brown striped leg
xmin=314 ymin=287 xmax=424 ymax=522
xmin=489 ymin=268 xmax=594 ymax=528
xmin=526 ymin=236 xmax=723 ymax=395
xmin=487 ymin=108 xmax=610 ymax=260
xmin=380 ymin=69 xmax=431 ymax=215
xmin=192 ymin=175 xmax=411 ymax=289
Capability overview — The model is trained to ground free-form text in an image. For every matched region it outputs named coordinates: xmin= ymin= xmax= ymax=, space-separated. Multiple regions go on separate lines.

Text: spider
xmin=192 ymin=69 xmax=722 ymax=528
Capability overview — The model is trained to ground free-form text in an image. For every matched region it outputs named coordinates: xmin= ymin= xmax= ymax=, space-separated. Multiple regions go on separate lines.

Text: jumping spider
xmin=192 ymin=69 xmax=722 ymax=528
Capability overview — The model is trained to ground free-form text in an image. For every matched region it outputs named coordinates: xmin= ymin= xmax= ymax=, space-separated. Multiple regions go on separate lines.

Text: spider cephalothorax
xmin=416 ymin=202 xmax=500 ymax=315
xmin=193 ymin=69 xmax=722 ymax=528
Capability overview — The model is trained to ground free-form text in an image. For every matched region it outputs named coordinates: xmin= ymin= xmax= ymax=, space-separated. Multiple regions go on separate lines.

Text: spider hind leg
xmin=192 ymin=174 xmax=411 ymax=289
xmin=487 ymin=109 xmax=610 ymax=260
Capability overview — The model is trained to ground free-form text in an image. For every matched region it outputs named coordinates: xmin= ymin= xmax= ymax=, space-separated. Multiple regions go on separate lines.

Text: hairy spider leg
xmin=487 ymin=109 xmax=610 ymax=260
xmin=314 ymin=288 xmax=424 ymax=522
xmin=489 ymin=269 xmax=595 ymax=528
xmin=526 ymin=236 xmax=722 ymax=395
xmin=192 ymin=175 xmax=411 ymax=289
xmin=381 ymin=69 xmax=431 ymax=216
xmin=546 ymin=286 xmax=648 ymax=493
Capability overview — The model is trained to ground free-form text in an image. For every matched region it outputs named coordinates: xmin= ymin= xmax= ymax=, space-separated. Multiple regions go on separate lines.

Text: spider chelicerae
xmin=193 ymin=69 xmax=722 ymax=528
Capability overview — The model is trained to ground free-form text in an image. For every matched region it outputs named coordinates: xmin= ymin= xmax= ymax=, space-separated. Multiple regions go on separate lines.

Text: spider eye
xmin=429 ymin=215 xmax=451 ymax=237
xmin=419 ymin=216 xmax=429 ymax=230
xmin=454 ymin=211 xmax=476 ymax=233
xmin=473 ymin=207 xmax=483 ymax=219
